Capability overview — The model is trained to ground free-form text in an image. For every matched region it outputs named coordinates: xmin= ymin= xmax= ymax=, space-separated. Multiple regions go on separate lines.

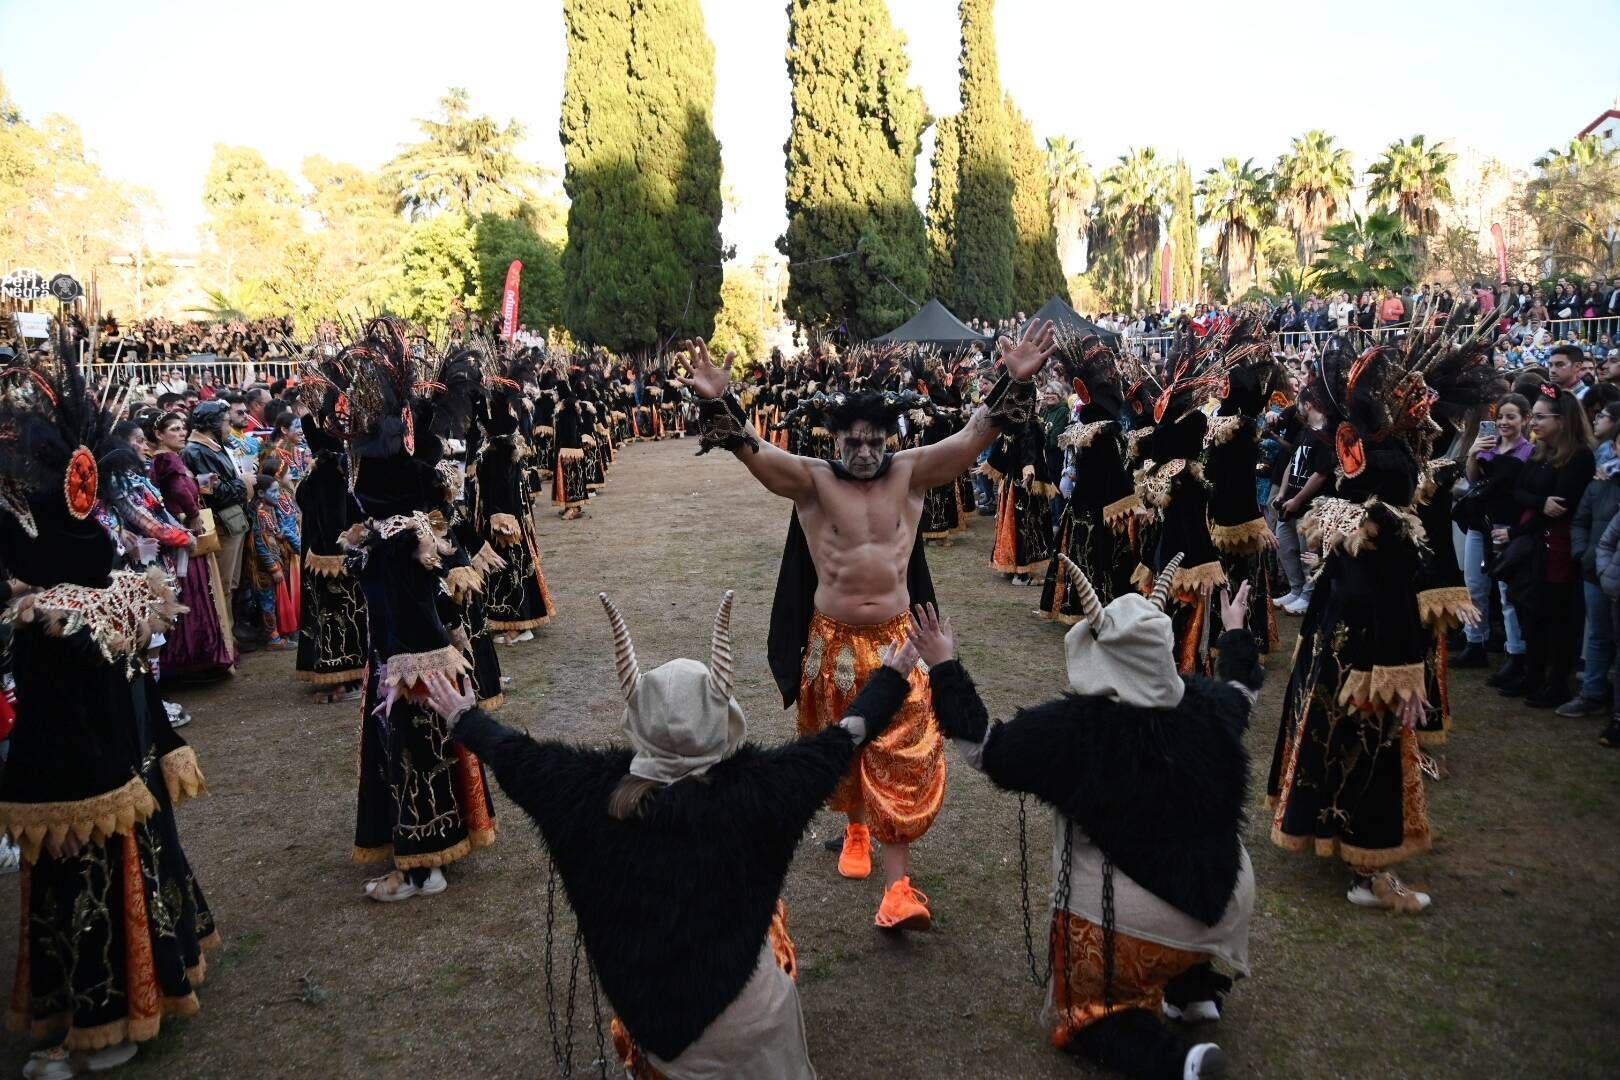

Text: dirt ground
xmin=4 ymin=435 xmax=1617 ymax=1079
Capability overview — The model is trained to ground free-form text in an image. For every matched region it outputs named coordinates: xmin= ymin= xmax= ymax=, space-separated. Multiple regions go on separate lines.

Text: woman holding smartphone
xmin=1495 ymin=386 xmax=1596 ymax=706
xmin=1461 ymin=394 xmax=1533 ymax=677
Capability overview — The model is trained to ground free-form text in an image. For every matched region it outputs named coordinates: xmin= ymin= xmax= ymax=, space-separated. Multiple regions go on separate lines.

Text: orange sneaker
xmin=837 ymin=824 xmax=872 ymax=880
xmin=874 ymin=876 xmax=932 ymax=931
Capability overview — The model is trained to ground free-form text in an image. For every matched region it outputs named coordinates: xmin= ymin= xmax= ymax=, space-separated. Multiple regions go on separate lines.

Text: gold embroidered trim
xmin=488 ymin=513 xmax=521 ymax=542
xmin=303 ymin=552 xmax=346 ymax=577
xmin=0 ymin=776 xmax=160 ymax=864
xmin=1059 ymin=419 xmax=1114 ymax=451
xmin=1203 ymin=415 xmax=1242 ymax=447
xmin=470 ymin=543 xmax=506 ymax=575
xmin=1210 ymin=518 xmax=1272 ymax=554
xmin=558 ymin=448 xmax=587 ymax=461
xmin=1029 ymin=480 xmax=1061 ymax=498
xmin=294 ymin=667 xmax=366 ymax=685
xmin=1414 ymin=458 xmax=1455 ymax=508
xmin=1417 ymin=586 xmax=1478 ymax=630
xmin=1102 ymin=493 xmax=1142 ymax=530
xmin=489 ymin=614 xmax=553 ymax=631
xmin=356 ymin=825 xmax=499 ymax=871
xmin=380 ymin=645 xmax=470 ymax=689
xmin=1337 ymin=662 xmax=1428 ymax=713
xmin=160 ymin=746 xmax=208 ymax=808
xmin=9 ymin=567 xmax=186 ymax=670
xmin=445 ymin=565 xmax=483 ymax=602
xmin=1135 ymin=458 xmax=1199 ymax=509
xmin=1173 ymin=560 xmax=1228 ymax=595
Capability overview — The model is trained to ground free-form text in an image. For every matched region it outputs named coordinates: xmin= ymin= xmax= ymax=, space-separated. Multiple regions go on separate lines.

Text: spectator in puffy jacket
xmin=1567 ymin=399 xmax=1620 ymax=719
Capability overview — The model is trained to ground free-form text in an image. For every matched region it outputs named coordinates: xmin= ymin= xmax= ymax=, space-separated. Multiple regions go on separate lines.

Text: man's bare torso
xmin=797 ymin=454 xmax=924 ymax=626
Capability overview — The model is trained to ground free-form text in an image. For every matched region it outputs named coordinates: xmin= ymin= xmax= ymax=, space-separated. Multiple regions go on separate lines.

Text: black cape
xmin=766 ymin=457 xmax=938 ymax=708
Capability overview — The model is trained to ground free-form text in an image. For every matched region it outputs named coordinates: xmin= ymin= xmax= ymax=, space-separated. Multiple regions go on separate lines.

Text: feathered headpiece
xmin=0 ymin=326 xmax=118 ymax=536
xmin=1052 ymin=327 xmax=1126 ymax=420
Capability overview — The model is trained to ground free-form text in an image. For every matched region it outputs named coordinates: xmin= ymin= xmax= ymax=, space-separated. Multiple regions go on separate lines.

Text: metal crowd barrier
xmin=1120 ymin=313 xmax=1620 ymax=359
xmin=82 ymin=357 xmax=304 ymax=389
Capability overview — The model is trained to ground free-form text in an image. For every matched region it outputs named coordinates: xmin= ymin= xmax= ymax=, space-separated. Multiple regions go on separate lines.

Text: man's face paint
xmin=835 ymin=420 xmax=886 ymax=479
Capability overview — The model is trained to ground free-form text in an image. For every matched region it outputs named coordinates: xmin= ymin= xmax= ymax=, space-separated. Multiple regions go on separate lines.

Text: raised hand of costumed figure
xmin=681 ymin=338 xmax=730 ymax=399
xmin=997 ymin=319 xmax=1058 ymax=381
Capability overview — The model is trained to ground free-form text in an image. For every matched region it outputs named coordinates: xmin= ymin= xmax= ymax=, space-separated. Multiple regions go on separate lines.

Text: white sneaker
xmin=1347 ymin=871 xmax=1431 ymax=914
xmin=0 ymin=836 xmax=20 ymax=875
xmin=1163 ymin=998 xmax=1221 ymax=1024
xmin=419 ymin=867 xmax=448 ymax=897
xmin=1183 ymin=1043 xmax=1226 ymax=1079
xmin=1272 ymin=591 xmax=1299 ymax=610
xmin=512 ymin=630 xmax=535 ymax=643
xmin=25 ymin=1042 xmax=138 ymax=1079
xmin=1283 ymin=596 xmax=1310 ymax=615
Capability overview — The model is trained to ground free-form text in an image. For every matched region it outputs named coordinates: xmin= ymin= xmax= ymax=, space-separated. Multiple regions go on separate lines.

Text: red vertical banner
xmin=1490 ymin=223 xmax=1507 ymax=284
xmin=500 ymin=260 xmax=523 ymax=341
xmin=1160 ymin=243 xmax=1172 ymax=306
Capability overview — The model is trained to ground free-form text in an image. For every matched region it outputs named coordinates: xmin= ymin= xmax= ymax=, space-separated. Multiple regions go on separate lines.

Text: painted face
xmin=834 ymin=419 xmax=886 ymax=479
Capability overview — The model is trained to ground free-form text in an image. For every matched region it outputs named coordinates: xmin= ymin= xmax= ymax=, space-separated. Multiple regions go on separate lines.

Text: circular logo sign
xmin=47 ymin=274 xmax=82 ymax=301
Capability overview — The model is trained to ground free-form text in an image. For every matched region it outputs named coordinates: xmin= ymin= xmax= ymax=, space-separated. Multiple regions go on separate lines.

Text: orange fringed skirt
xmin=613 ymin=900 xmax=800 ymax=1079
xmin=797 ymin=609 xmax=945 ymax=845
xmin=1046 ymin=911 xmax=1204 ymax=1047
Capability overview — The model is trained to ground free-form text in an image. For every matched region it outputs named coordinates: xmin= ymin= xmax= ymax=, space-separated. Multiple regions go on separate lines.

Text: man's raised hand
xmin=998 ymin=319 xmax=1057 ymax=381
xmin=682 ymin=338 xmax=730 ymax=399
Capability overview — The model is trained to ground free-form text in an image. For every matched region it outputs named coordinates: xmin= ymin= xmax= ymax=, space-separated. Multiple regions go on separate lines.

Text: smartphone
xmin=1478 ymin=420 xmax=1498 ymax=442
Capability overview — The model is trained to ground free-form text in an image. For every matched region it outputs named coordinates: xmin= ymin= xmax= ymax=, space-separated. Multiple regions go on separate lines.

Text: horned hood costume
xmin=927 ymin=555 xmax=1261 ymax=1080
xmin=449 ymin=591 xmax=911 ymax=1078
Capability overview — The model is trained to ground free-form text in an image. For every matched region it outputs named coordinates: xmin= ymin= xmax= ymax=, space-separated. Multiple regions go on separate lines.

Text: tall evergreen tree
xmin=925 ymin=114 xmax=960 ymax=306
xmin=951 ymin=0 xmax=1015 ymax=322
xmin=778 ymin=0 xmax=929 ymax=339
xmin=1006 ymin=98 xmax=1066 ymax=312
xmin=1169 ymin=158 xmax=1199 ymax=304
xmin=561 ymin=0 xmax=724 ymax=355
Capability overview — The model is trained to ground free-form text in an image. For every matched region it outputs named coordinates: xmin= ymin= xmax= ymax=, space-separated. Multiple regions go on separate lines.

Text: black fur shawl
xmin=453 ymin=709 xmax=856 ymax=1062
xmin=930 ymin=630 xmax=1258 ymax=926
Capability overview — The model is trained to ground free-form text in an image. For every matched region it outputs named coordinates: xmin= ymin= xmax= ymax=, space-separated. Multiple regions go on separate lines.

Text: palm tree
xmin=1097 ymin=147 xmax=1169 ymax=310
xmin=1274 ymin=130 xmax=1353 ymax=267
xmin=1044 ymin=135 xmax=1096 ymax=276
xmin=1310 ymin=212 xmax=1420 ymax=294
xmin=1527 ymin=134 xmax=1620 ymax=274
xmin=1198 ymin=157 xmax=1274 ymax=300
xmin=1366 ymin=135 xmax=1455 ymax=234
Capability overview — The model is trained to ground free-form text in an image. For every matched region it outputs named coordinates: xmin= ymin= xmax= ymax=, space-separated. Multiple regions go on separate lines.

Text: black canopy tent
xmin=1021 ymin=295 xmax=1121 ymax=349
xmin=872 ymin=299 xmax=988 ymax=349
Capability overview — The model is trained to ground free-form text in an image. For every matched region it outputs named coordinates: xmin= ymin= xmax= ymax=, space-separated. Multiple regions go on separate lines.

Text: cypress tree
xmin=925 ymin=114 xmax=960 ymax=307
xmin=561 ymin=0 xmax=724 ymax=354
xmin=1006 ymin=98 xmax=1066 ymax=313
xmin=779 ymin=0 xmax=929 ymax=340
xmin=951 ymin=0 xmax=1015 ymax=322
xmin=1169 ymin=158 xmax=1199 ymax=304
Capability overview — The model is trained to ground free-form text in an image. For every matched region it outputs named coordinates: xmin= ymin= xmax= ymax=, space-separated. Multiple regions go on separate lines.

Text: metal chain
xmin=1016 ymin=794 xmax=1073 ymax=989
xmin=1101 ymin=854 xmax=1117 ymax=1013
xmin=544 ymin=859 xmax=565 ymax=1069
xmin=541 ymin=852 xmax=610 ymax=1078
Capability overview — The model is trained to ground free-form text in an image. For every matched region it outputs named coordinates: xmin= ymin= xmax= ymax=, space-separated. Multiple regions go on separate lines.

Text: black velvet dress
xmin=1040 ymin=409 xmax=1138 ymax=623
xmin=0 ymin=499 xmax=218 ymax=1050
xmin=294 ymin=449 xmax=367 ymax=687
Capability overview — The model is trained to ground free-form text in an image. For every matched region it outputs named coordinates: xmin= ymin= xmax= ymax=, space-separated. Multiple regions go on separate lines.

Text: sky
xmin=3 ymin=0 xmax=1618 ymax=261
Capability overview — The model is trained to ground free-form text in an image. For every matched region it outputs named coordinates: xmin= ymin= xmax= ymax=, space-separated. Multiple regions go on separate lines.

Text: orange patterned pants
xmin=797 ymin=609 xmax=946 ymax=845
xmin=612 ymin=900 xmax=799 ymax=1080
xmin=1047 ymin=911 xmax=1205 ymax=1048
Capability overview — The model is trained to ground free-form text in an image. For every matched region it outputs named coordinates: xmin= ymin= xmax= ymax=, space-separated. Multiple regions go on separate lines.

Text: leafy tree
xmin=201 ymin=145 xmax=302 ymax=299
xmin=388 ymin=212 xmax=478 ymax=325
xmin=1274 ymin=129 xmax=1353 ymax=267
xmin=951 ymin=0 xmax=1015 ymax=321
xmin=1198 ymin=157 xmax=1273 ymax=300
xmin=301 ymin=156 xmax=408 ymax=315
xmin=1367 ymin=135 xmax=1455 ymax=234
xmin=472 ymin=212 xmax=563 ymax=333
xmin=1526 ymin=134 xmax=1620 ymax=275
xmin=1044 ymin=135 xmax=1095 ymax=276
xmin=1006 ymin=98 xmax=1066 ymax=312
xmin=925 ymin=114 xmax=961 ymax=305
xmin=384 ymin=87 xmax=545 ymax=222
xmin=1167 ymin=158 xmax=1198 ymax=304
xmin=561 ymin=0 xmax=725 ymax=354
xmin=709 ymin=269 xmax=767 ymax=362
xmin=1310 ymin=212 xmax=1420 ymax=294
xmin=1096 ymin=146 xmax=1168 ymax=311
xmin=0 ymin=78 xmax=146 ymax=299
xmin=779 ymin=0 xmax=930 ymax=339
